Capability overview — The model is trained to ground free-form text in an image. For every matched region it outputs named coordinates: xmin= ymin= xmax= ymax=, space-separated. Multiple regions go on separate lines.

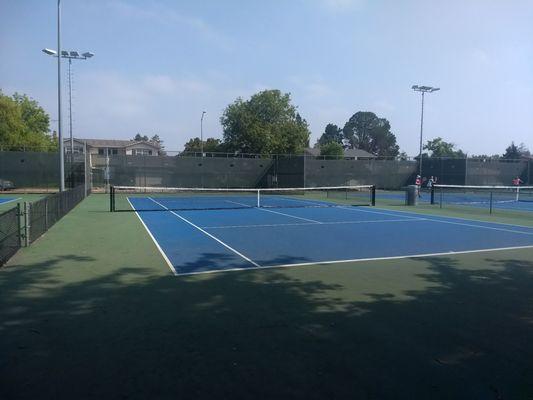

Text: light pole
xmin=412 ymin=85 xmax=440 ymax=178
xmin=42 ymin=49 xmax=94 ymax=156
xmin=200 ymin=111 xmax=206 ymax=156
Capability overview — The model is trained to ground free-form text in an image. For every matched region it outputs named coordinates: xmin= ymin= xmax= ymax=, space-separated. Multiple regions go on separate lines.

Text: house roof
xmin=66 ymin=138 xmax=160 ymax=149
xmin=304 ymin=147 xmax=375 ymax=158
xmin=343 ymin=148 xmax=375 ymax=158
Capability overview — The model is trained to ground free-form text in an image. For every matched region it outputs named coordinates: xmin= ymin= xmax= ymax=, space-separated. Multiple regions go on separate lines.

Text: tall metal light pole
xmin=57 ymin=0 xmax=64 ymax=191
xmin=412 ymin=85 xmax=440 ymax=178
xmin=43 ymin=49 xmax=94 ymax=156
xmin=200 ymin=111 xmax=206 ymax=156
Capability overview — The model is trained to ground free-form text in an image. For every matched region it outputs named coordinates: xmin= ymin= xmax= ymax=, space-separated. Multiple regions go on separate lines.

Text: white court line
xmin=176 ymin=244 xmax=533 ymax=276
xmin=202 ymin=217 xmax=426 ymax=230
xmin=0 ymin=197 xmax=21 ymax=206
xmin=369 ymin=205 xmax=533 ymax=230
xmin=149 ymin=197 xmax=261 ymax=268
xmin=225 ymin=199 xmax=322 ymax=223
xmin=335 ymin=205 xmax=533 ymax=235
xmin=127 ymin=198 xmax=177 ymax=276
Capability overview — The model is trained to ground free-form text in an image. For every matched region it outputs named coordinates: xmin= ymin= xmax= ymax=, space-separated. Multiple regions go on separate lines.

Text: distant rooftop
xmin=66 ymin=138 xmax=161 ymax=149
xmin=304 ymin=147 xmax=374 ymax=158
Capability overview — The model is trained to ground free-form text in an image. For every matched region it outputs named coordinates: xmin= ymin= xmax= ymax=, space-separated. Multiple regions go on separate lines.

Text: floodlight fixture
xmin=42 ymin=48 xmax=57 ymax=56
xmin=82 ymin=52 xmax=94 ymax=58
xmin=70 ymin=51 xmax=79 ymax=57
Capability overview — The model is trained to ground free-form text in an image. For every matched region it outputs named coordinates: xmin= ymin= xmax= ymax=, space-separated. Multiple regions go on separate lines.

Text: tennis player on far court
xmin=415 ymin=175 xmax=422 ymax=198
xmin=512 ymin=176 xmax=523 ymax=186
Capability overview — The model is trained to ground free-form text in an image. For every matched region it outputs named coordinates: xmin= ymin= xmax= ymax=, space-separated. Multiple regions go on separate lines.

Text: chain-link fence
xmin=0 ymin=206 xmax=21 ymax=266
xmin=0 ymin=151 xmax=87 ymax=191
xmin=0 ymin=185 xmax=90 ymax=266
xmin=27 ymin=184 xmax=89 ymax=244
xmin=1 ymin=150 xmax=531 ymax=191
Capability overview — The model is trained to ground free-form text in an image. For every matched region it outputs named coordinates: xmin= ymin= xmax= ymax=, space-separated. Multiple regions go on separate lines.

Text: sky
xmin=1 ymin=0 xmax=532 ymax=155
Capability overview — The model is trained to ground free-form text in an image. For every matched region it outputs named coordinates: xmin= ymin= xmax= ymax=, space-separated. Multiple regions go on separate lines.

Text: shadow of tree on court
xmin=1 ymin=252 xmax=533 ymax=400
xmin=176 ymin=252 xmax=314 ymax=275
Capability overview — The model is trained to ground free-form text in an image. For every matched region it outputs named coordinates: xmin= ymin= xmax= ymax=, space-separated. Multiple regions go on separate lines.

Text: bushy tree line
xmin=0 ymin=90 xmax=57 ymax=151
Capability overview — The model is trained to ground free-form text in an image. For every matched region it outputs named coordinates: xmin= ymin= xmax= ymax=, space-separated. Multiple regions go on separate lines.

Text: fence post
xmin=23 ymin=202 xmax=30 ymax=247
xmin=45 ymin=200 xmax=48 ymax=231
xmin=17 ymin=203 xmax=22 ymax=248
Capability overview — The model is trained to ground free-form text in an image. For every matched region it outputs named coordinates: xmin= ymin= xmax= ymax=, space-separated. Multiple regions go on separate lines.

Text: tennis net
xmin=110 ymin=185 xmax=376 ymax=212
xmin=431 ymin=184 xmax=533 ymax=212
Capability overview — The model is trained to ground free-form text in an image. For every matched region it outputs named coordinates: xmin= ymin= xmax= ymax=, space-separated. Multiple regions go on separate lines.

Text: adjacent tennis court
xmin=124 ymin=191 xmax=533 ymax=275
xmin=0 ymin=197 xmax=19 ymax=205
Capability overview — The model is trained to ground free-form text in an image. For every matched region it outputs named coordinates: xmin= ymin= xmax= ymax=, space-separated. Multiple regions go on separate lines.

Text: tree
xmin=503 ymin=142 xmax=530 ymax=159
xmin=319 ymin=141 xmax=344 ymax=158
xmin=342 ymin=112 xmax=399 ymax=157
xmin=133 ymin=133 xmax=149 ymax=142
xmin=0 ymin=90 xmax=56 ymax=151
xmin=150 ymin=134 xmax=165 ymax=152
xmin=423 ymin=137 xmax=466 ymax=158
xmin=220 ymin=90 xmax=310 ymax=154
xmin=183 ymin=137 xmax=222 ymax=153
xmin=316 ymin=123 xmax=343 ymax=147
xmin=397 ymin=151 xmax=409 ymax=161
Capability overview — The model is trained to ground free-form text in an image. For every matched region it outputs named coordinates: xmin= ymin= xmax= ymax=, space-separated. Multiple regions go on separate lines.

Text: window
xmin=64 ymin=146 xmax=84 ymax=154
xmin=98 ymin=148 xmax=104 ymax=155
xmin=111 ymin=149 xmax=118 ymax=155
xmin=132 ymin=149 xmax=153 ymax=156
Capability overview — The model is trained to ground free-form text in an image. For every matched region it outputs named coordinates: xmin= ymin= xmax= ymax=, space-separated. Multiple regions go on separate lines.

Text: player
xmin=512 ymin=176 xmax=523 ymax=186
xmin=426 ymin=176 xmax=435 ymax=189
xmin=415 ymin=175 xmax=422 ymax=197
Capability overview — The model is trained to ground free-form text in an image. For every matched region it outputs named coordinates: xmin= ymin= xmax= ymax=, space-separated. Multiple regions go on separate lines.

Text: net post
xmin=371 ymin=185 xmax=376 ymax=206
xmin=16 ymin=202 xmax=22 ymax=249
xmin=430 ymin=187 xmax=435 ymax=204
xmin=489 ymin=191 xmax=493 ymax=214
xmin=257 ymin=189 xmax=260 ymax=208
xmin=110 ymin=186 xmax=115 ymax=212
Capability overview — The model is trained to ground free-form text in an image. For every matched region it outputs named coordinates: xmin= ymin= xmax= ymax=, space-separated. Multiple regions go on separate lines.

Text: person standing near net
xmin=427 ymin=176 xmax=435 ymax=190
xmin=512 ymin=176 xmax=523 ymax=186
xmin=415 ymin=175 xmax=422 ymax=198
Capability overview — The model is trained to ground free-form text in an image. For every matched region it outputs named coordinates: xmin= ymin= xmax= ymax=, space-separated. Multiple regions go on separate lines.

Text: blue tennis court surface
xmin=0 ymin=197 xmax=18 ymax=205
xmin=129 ymin=197 xmax=533 ymax=275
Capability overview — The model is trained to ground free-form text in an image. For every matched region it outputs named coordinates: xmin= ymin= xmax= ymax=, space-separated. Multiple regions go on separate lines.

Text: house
xmin=304 ymin=147 xmax=375 ymax=159
xmin=64 ymin=138 xmax=162 ymax=156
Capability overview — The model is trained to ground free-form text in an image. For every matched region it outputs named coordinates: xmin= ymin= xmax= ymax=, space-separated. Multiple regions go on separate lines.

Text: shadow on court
xmin=1 ymin=251 xmax=533 ymax=399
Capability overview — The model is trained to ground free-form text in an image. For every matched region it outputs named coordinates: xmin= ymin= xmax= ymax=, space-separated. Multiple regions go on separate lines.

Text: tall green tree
xmin=316 ymin=123 xmax=343 ymax=147
xmin=319 ymin=141 xmax=344 ymax=158
xmin=503 ymin=142 xmax=530 ymax=159
xmin=220 ymin=90 xmax=310 ymax=154
xmin=183 ymin=137 xmax=222 ymax=153
xmin=133 ymin=133 xmax=149 ymax=142
xmin=342 ymin=112 xmax=399 ymax=157
xmin=424 ymin=137 xmax=466 ymax=158
xmin=0 ymin=90 xmax=56 ymax=150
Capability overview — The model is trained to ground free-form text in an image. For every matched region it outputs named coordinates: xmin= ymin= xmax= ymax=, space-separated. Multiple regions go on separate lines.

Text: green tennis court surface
xmin=1 ymin=194 xmax=533 ymax=399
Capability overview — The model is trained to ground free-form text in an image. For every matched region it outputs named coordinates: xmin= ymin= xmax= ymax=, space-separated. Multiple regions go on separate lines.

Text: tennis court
xmin=124 ymin=190 xmax=533 ymax=275
xmin=0 ymin=197 xmax=19 ymax=205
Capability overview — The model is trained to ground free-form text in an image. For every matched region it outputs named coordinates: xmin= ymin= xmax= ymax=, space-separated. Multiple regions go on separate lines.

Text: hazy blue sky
xmin=1 ymin=0 xmax=532 ymax=154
